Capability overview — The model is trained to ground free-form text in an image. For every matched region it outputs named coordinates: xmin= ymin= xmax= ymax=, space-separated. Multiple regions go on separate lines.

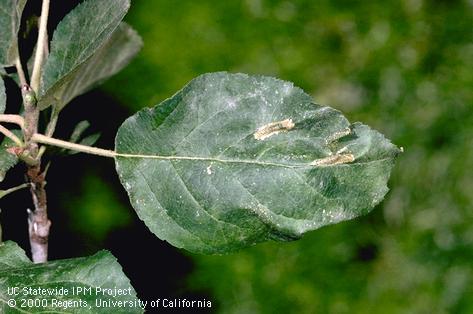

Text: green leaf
xmin=115 ymin=72 xmax=401 ymax=254
xmin=39 ymin=0 xmax=135 ymax=110
xmin=65 ymin=120 xmax=100 ymax=155
xmin=0 ymin=130 xmax=20 ymax=182
xmin=78 ymin=133 xmax=100 ymax=147
xmin=0 ymin=76 xmax=5 ymax=113
xmin=0 ymin=0 xmax=26 ymax=66
xmin=0 ymin=241 xmax=143 ymax=313
xmin=70 ymin=120 xmax=92 ymax=143
xmin=0 ymin=241 xmax=30 ymax=268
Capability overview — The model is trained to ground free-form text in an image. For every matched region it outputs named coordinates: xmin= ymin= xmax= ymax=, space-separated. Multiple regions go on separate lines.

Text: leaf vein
xmin=169 ymin=161 xmax=244 ymax=242
xmin=135 ymin=164 xmax=211 ymax=248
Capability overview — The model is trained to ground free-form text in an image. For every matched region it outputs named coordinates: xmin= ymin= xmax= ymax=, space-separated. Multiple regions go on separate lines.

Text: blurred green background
xmin=61 ymin=0 xmax=473 ymax=313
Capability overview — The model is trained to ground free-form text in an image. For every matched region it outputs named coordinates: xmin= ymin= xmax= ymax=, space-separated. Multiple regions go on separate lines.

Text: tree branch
xmin=20 ymin=85 xmax=49 ymax=263
xmin=20 ymin=0 xmax=51 ymax=258
xmin=26 ymin=164 xmax=50 ymax=263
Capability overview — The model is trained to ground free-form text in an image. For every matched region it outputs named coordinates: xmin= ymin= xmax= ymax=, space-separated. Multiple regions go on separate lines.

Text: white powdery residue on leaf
xmin=328 ymin=209 xmax=345 ymax=223
xmin=370 ymin=191 xmax=385 ymax=206
xmin=225 ymin=96 xmax=239 ymax=109
xmin=313 ymin=106 xmax=332 ymax=117
xmin=281 ymin=83 xmax=292 ymax=96
xmin=301 ymin=220 xmax=323 ymax=231
xmin=321 ymin=207 xmax=349 ymax=224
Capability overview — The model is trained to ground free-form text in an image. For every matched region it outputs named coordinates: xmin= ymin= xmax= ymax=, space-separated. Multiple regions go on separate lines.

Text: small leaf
xmin=40 ymin=22 xmax=141 ymax=110
xmin=39 ymin=0 xmax=138 ymax=110
xmin=66 ymin=120 xmax=100 ymax=155
xmin=0 ymin=130 xmax=20 ymax=182
xmin=79 ymin=133 xmax=100 ymax=147
xmin=55 ymin=23 xmax=141 ymax=108
xmin=115 ymin=72 xmax=401 ymax=254
xmin=0 ymin=0 xmax=27 ymax=66
xmin=0 ymin=76 xmax=5 ymax=113
xmin=0 ymin=241 xmax=143 ymax=313
xmin=70 ymin=120 xmax=91 ymax=143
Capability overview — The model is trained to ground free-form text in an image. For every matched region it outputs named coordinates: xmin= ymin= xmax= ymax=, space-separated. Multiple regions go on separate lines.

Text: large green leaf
xmin=38 ymin=0 xmax=132 ymax=110
xmin=115 ymin=72 xmax=401 ymax=254
xmin=0 ymin=241 xmax=143 ymax=313
xmin=0 ymin=130 xmax=19 ymax=182
xmin=0 ymin=0 xmax=26 ymax=66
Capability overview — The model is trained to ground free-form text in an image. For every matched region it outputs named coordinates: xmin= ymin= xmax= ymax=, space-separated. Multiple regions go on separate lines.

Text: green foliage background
xmin=78 ymin=0 xmax=473 ymax=312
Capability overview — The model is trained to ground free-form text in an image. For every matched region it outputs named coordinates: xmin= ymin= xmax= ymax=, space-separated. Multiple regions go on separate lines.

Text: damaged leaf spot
xmin=326 ymin=128 xmax=351 ymax=144
xmin=310 ymin=153 xmax=355 ymax=166
xmin=254 ymin=118 xmax=295 ymax=140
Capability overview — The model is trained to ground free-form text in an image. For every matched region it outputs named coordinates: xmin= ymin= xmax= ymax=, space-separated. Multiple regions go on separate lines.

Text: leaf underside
xmin=39 ymin=0 xmax=137 ymax=110
xmin=0 ymin=0 xmax=27 ymax=67
xmin=0 ymin=241 xmax=142 ymax=313
xmin=0 ymin=73 xmax=18 ymax=182
xmin=0 ymin=130 xmax=20 ymax=182
xmin=0 ymin=76 xmax=5 ymax=113
xmin=115 ymin=72 xmax=401 ymax=254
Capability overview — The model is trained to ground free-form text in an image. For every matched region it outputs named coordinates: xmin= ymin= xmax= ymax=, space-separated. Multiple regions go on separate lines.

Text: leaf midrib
xmin=116 ymin=152 xmax=392 ymax=169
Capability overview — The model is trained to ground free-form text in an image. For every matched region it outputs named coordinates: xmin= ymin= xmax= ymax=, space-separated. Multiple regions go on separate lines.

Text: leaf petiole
xmin=37 ymin=108 xmax=59 ymax=159
xmin=0 ymin=125 xmax=23 ymax=146
xmin=0 ymin=183 xmax=30 ymax=199
xmin=15 ymin=57 xmax=27 ymax=87
xmin=30 ymin=0 xmax=50 ymax=92
xmin=0 ymin=114 xmax=25 ymax=128
xmin=32 ymin=133 xmax=116 ymax=158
